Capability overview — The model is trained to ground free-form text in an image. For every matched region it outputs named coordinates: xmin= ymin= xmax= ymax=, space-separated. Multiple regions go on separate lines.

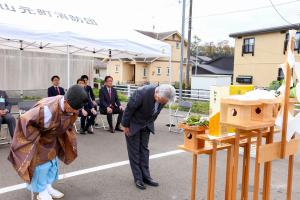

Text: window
xmin=236 ymin=75 xmax=253 ymax=84
xmin=176 ymin=42 xmax=180 ymax=49
xmin=156 ymin=67 xmax=161 ymax=75
xmin=284 ymin=32 xmax=300 ymax=54
xmin=143 ymin=67 xmax=148 ymax=77
xmin=115 ymin=65 xmax=119 ymax=73
xmin=167 ymin=67 xmax=170 ymax=76
xmin=277 ymin=68 xmax=284 ymax=81
xmin=242 ymin=38 xmax=255 ymax=56
xmin=95 ymin=69 xmax=99 ymax=74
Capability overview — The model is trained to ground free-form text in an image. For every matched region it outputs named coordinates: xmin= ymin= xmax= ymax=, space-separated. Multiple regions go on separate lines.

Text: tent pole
xmin=19 ymin=47 xmax=23 ymax=98
xmin=67 ymin=45 xmax=70 ymax=89
xmin=168 ymin=50 xmax=173 ymax=131
xmin=179 ymin=0 xmax=186 ymax=100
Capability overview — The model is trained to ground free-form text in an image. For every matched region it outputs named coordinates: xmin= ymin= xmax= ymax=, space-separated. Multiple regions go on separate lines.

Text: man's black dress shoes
xmin=135 ymin=180 xmax=146 ymax=190
xmin=143 ymin=178 xmax=159 ymax=187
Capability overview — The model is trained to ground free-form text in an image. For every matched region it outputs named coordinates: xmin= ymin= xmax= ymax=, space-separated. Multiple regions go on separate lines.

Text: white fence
xmin=114 ymin=84 xmax=210 ymax=101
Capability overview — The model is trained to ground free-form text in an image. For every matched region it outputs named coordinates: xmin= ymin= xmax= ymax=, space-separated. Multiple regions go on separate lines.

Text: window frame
xmin=284 ymin=32 xmax=300 ymax=54
xmin=156 ymin=67 xmax=161 ymax=76
xmin=242 ymin=38 xmax=255 ymax=56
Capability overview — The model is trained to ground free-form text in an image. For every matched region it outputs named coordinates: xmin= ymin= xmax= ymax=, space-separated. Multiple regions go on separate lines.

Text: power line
xmin=268 ymin=0 xmax=297 ymax=25
xmin=190 ymin=0 xmax=300 ymax=20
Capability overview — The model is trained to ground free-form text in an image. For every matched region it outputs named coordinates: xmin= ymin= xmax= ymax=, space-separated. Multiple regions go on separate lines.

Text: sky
xmin=3 ymin=0 xmax=300 ymax=45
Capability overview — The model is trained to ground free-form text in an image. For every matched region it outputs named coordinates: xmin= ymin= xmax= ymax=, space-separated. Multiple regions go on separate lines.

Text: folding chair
xmin=97 ymin=112 xmax=117 ymax=130
xmin=169 ymin=101 xmax=192 ymax=133
xmin=95 ymin=99 xmax=117 ymax=130
xmin=0 ymin=122 xmax=11 ymax=145
xmin=0 ymin=98 xmax=22 ymax=145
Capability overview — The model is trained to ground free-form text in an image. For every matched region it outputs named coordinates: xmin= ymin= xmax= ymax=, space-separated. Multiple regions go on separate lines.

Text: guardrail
xmin=114 ymin=84 xmax=210 ymax=101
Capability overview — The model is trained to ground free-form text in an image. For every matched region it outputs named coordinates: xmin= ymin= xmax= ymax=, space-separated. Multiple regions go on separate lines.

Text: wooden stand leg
xmin=241 ymin=137 xmax=251 ymax=200
xmin=262 ymin=127 xmax=274 ymax=200
xmin=191 ymin=154 xmax=198 ymax=200
xmin=287 ymin=135 xmax=295 ymax=200
xmin=225 ymin=146 xmax=233 ymax=200
xmin=253 ymin=131 xmax=262 ymax=200
xmin=231 ymin=131 xmax=241 ymax=200
xmin=207 ymin=142 xmax=217 ymax=200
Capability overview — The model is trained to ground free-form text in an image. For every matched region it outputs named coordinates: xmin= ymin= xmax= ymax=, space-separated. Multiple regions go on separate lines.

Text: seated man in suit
xmin=77 ymin=78 xmax=97 ymax=134
xmin=99 ymin=76 xmax=124 ymax=133
xmin=48 ymin=75 xmax=65 ymax=97
xmin=0 ymin=90 xmax=16 ymax=138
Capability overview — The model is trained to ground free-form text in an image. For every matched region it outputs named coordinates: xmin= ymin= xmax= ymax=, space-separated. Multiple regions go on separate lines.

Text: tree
xmin=190 ymin=36 xmax=234 ymax=59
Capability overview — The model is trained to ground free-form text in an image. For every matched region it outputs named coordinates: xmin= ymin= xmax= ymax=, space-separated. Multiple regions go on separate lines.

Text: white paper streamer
xmin=295 ymin=62 xmax=300 ymax=79
xmin=296 ymin=83 xmax=300 ymax=102
xmin=275 ymin=110 xmax=300 ymax=141
xmin=287 ymin=30 xmax=297 ymax=68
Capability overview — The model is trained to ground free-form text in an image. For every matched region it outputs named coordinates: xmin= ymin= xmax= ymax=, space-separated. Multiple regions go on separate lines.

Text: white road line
xmin=0 ymin=149 xmax=184 ymax=195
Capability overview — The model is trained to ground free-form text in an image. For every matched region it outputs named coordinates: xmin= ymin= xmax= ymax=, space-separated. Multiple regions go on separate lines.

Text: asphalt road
xmin=1 ymin=109 xmax=300 ymax=200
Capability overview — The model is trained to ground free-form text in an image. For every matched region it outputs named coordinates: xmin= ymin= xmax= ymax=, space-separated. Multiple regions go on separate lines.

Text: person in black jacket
xmin=0 ymin=90 xmax=16 ymax=137
xmin=81 ymin=75 xmax=97 ymax=107
xmin=121 ymin=84 xmax=175 ymax=190
xmin=48 ymin=75 xmax=65 ymax=97
xmin=77 ymin=78 xmax=97 ymax=134
xmin=99 ymin=76 xmax=124 ymax=133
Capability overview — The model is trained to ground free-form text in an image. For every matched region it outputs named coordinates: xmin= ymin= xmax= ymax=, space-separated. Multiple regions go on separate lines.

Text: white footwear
xmin=37 ymin=189 xmax=53 ymax=200
xmin=47 ymin=185 xmax=64 ymax=199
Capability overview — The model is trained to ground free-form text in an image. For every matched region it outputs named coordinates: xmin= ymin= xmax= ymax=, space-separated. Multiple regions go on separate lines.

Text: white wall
xmin=191 ymin=75 xmax=232 ymax=90
xmin=0 ymin=49 xmax=93 ymax=91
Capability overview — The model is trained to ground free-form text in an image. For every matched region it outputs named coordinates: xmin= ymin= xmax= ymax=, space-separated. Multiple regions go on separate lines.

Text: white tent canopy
xmin=0 ymin=0 xmax=171 ymax=58
xmin=0 ymin=0 xmax=171 ymax=88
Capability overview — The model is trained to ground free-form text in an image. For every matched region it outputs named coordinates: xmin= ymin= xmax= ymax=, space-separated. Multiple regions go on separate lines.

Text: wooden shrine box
xmin=178 ymin=123 xmax=207 ymax=151
xmin=220 ymin=98 xmax=279 ymax=128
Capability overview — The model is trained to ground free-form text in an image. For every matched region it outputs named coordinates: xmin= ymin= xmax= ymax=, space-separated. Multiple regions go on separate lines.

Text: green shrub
xmin=268 ymin=80 xmax=282 ymax=91
xmin=92 ymin=88 xmax=99 ymax=97
xmin=118 ymin=92 xmax=128 ymax=102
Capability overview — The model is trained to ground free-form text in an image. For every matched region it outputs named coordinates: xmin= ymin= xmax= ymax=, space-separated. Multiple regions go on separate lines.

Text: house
xmin=191 ymin=56 xmax=233 ymax=76
xmin=106 ymin=30 xmax=188 ymax=85
xmin=230 ymin=24 xmax=300 ymax=87
xmin=93 ymin=58 xmax=107 ymax=80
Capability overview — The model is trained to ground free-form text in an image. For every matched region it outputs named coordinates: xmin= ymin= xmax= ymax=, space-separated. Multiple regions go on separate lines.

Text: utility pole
xmin=195 ymin=46 xmax=198 ymax=75
xmin=185 ymin=0 xmax=193 ymax=89
xmin=179 ymin=0 xmax=186 ymax=100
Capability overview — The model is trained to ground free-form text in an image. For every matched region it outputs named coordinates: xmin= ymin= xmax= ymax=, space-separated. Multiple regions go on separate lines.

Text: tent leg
xmin=67 ymin=45 xmax=70 ymax=89
xmin=168 ymin=54 xmax=173 ymax=130
xmin=19 ymin=50 xmax=23 ymax=98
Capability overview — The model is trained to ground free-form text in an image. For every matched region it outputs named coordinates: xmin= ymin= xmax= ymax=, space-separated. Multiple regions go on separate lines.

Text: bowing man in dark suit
xmin=99 ymin=76 xmax=124 ymax=133
xmin=47 ymin=75 xmax=65 ymax=97
xmin=121 ymin=84 xmax=176 ymax=190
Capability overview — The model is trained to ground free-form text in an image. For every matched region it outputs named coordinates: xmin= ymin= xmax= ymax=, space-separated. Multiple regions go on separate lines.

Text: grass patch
xmin=23 ymin=96 xmax=42 ymax=101
xmin=166 ymin=101 xmax=209 ymax=115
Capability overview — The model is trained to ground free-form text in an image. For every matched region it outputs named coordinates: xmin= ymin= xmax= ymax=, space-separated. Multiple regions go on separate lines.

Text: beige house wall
xmin=135 ymin=63 xmax=149 ymax=84
xmin=233 ymin=32 xmax=300 ymax=87
xmin=106 ymin=32 xmax=189 ymax=85
xmin=107 ymin=60 xmax=123 ymax=84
